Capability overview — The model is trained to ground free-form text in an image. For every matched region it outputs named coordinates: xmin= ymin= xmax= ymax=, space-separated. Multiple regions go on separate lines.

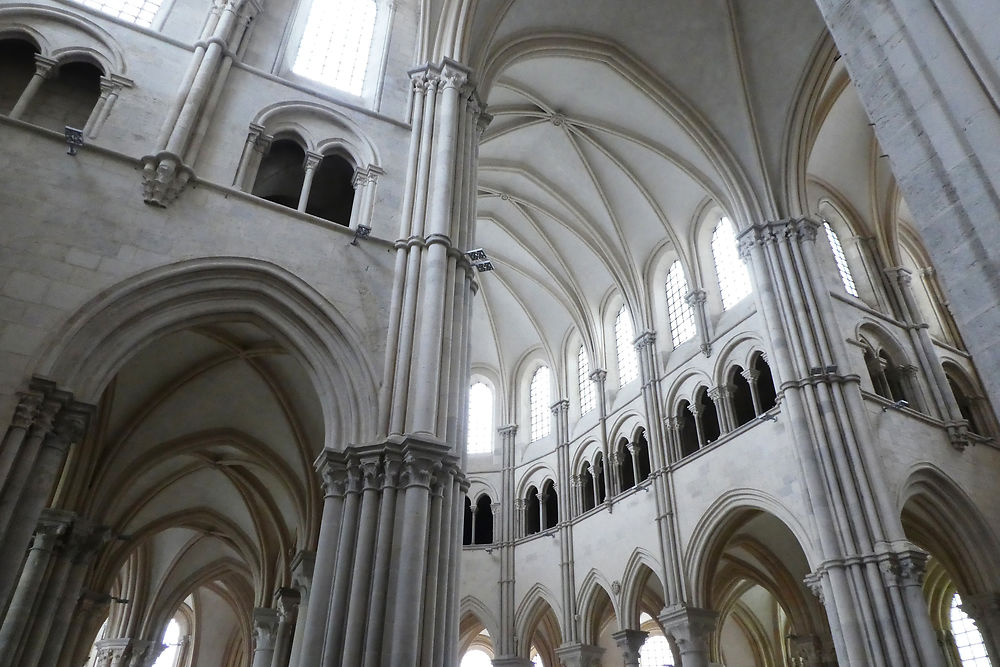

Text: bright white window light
xmin=460 ymin=649 xmax=493 ymax=667
xmin=823 ymin=221 xmax=859 ymax=297
xmin=951 ymin=594 xmax=991 ymax=667
xmin=639 ymin=634 xmax=675 ymax=667
xmin=578 ymin=345 xmax=595 ymax=414
xmin=665 ymin=260 xmax=697 ymax=347
xmin=712 ymin=216 xmax=752 ymax=309
xmin=293 ymin=0 xmax=376 ymax=95
xmin=76 ymin=0 xmax=163 ymax=27
xmin=152 ymin=619 xmax=181 ymax=667
xmin=615 ymin=305 xmax=639 ymax=386
xmin=529 ymin=366 xmax=551 ymax=441
xmin=466 ymin=382 xmax=493 ymax=454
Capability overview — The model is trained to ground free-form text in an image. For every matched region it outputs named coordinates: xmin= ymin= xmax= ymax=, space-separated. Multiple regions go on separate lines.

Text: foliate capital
xmin=879 ymin=548 xmax=928 ymax=588
xmin=12 ymin=391 xmax=43 ymax=429
xmin=684 ymin=289 xmax=707 ymax=307
xmin=634 ymin=330 xmax=656 ymax=350
xmin=400 ymin=454 xmax=438 ymax=488
xmin=252 ymin=608 xmax=280 ymax=648
xmin=589 ymin=369 xmax=607 ymax=384
xmin=315 ymin=450 xmax=348 ymax=498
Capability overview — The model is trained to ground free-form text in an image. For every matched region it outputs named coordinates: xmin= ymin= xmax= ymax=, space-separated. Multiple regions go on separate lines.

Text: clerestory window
xmin=665 ymin=260 xmax=696 ymax=347
xmin=823 ymin=221 xmax=859 ymax=297
xmin=529 ymin=366 xmax=551 ymax=441
xmin=615 ymin=306 xmax=639 ymax=386
xmin=292 ymin=0 xmax=376 ymax=95
xmin=578 ymin=346 xmax=595 ymax=414
xmin=466 ymin=382 xmax=493 ymax=454
xmin=712 ymin=216 xmax=752 ymax=309
xmin=950 ymin=594 xmax=990 ymax=667
xmin=73 ymin=0 xmax=163 ymax=27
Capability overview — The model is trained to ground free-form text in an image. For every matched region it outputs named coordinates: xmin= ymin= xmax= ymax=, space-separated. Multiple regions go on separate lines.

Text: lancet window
xmin=467 ymin=382 xmax=493 ymax=454
xmin=615 ymin=306 xmax=639 ymax=386
xmin=712 ymin=217 xmax=752 ymax=309
xmin=578 ymin=346 xmax=595 ymax=414
xmin=529 ymin=366 xmax=551 ymax=441
xmin=665 ymin=260 xmax=696 ymax=346
xmin=292 ymin=0 xmax=376 ymax=95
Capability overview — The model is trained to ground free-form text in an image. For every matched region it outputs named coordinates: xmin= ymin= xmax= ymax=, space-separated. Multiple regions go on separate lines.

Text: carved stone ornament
xmin=803 ymin=572 xmax=825 ymax=604
xmin=141 ymin=151 xmax=194 ymax=207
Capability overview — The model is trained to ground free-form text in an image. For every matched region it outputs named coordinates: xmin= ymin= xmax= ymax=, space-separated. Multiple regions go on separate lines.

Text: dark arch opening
xmin=697 ymin=387 xmax=721 ymax=444
xmin=306 ymin=153 xmax=355 ymax=225
xmin=634 ymin=427 xmax=651 ymax=482
xmin=474 ymin=494 xmax=494 ymax=544
xmin=880 ymin=350 xmax=908 ymax=403
xmin=525 ymin=486 xmax=540 ymax=536
xmin=731 ymin=366 xmax=756 ymax=426
xmin=580 ymin=462 xmax=595 ymax=513
xmin=0 ymin=39 xmax=37 ymax=114
xmin=754 ymin=354 xmax=778 ymax=411
xmin=618 ymin=437 xmax=636 ymax=491
xmin=542 ymin=480 xmax=558 ymax=530
xmin=594 ymin=453 xmax=607 ymax=503
xmin=947 ymin=376 xmax=982 ymax=436
xmin=252 ymin=138 xmax=306 ymax=209
xmin=28 ymin=60 xmax=102 ymax=131
xmin=678 ymin=400 xmax=699 ymax=457
xmin=462 ymin=495 xmax=473 ymax=545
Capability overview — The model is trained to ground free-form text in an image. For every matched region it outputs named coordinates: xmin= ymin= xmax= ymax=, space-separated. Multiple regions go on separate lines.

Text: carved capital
xmin=684 ymin=289 xmax=707 ymax=307
xmin=400 ymin=455 xmax=437 ymax=488
xmin=589 ymin=369 xmax=607 ymax=384
xmin=550 ymin=399 xmax=570 ymax=415
xmin=659 ymin=605 xmax=717 ymax=652
xmin=315 ymin=451 xmax=348 ymax=498
xmin=274 ymin=587 xmax=301 ymax=621
xmin=252 ymin=608 xmax=280 ymax=649
xmin=302 ymin=151 xmax=324 ymax=171
xmin=634 ymin=330 xmax=656 ymax=350
xmin=12 ymin=391 xmax=43 ymax=429
xmin=803 ymin=571 xmax=825 ymax=604
xmin=879 ymin=548 xmax=928 ymax=587
xmin=611 ymin=629 xmax=648 ymax=662
xmin=740 ymin=368 xmax=761 ymax=384
xmin=498 ymin=424 xmax=518 ymax=439
xmin=33 ymin=54 xmax=58 ymax=78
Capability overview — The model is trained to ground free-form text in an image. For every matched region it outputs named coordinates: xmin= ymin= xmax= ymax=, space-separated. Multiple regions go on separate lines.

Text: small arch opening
xmin=306 ymin=153 xmax=356 ymax=225
xmin=251 ymin=138 xmax=306 ymax=209
xmin=462 ymin=495 xmax=473 ymax=546
xmin=27 ymin=60 xmax=102 ymax=131
xmin=678 ymin=400 xmax=699 ymax=457
xmin=753 ymin=354 xmax=778 ymax=412
xmin=730 ymin=366 xmax=756 ymax=427
xmin=474 ymin=494 xmax=494 ymax=544
xmin=580 ymin=461 xmax=596 ymax=512
xmin=634 ymin=427 xmax=651 ymax=482
xmin=0 ymin=39 xmax=38 ymax=114
xmin=618 ymin=436 xmax=636 ymax=491
xmin=542 ymin=480 xmax=558 ymax=530
xmin=525 ymin=486 xmax=540 ymax=536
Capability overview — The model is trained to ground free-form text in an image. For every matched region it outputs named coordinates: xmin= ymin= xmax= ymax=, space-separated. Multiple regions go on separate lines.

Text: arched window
xmin=823 ymin=221 xmax=859 ymax=297
xmin=0 ymin=39 xmax=38 ymax=115
xmin=615 ymin=306 xmax=639 ymax=386
xmin=72 ymin=0 xmax=164 ymax=27
xmin=467 ymin=382 xmax=493 ymax=454
xmin=529 ymin=366 xmax=551 ymax=441
xmin=695 ymin=387 xmax=720 ymax=445
xmin=950 ymin=594 xmax=990 ymax=667
xmin=578 ymin=346 xmax=595 ymax=414
xmin=473 ymin=495 xmax=494 ymax=544
xmin=712 ymin=217 xmax=752 ymax=309
xmin=152 ymin=618 xmax=181 ymax=667
xmin=665 ymin=261 xmax=696 ymax=347
xmin=292 ymin=0 xmax=377 ymax=95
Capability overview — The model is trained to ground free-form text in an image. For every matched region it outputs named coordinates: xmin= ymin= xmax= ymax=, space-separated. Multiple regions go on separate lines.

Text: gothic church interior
xmin=0 ymin=0 xmax=998 ymax=666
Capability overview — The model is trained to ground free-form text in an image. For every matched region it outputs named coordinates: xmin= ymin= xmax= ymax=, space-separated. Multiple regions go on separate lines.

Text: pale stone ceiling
xmin=457 ymin=0 xmax=890 ymax=399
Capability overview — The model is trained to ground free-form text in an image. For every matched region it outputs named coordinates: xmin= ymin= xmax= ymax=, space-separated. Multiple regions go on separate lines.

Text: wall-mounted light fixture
xmin=350 ymin=224 xmax=372 ymax=246
xmin=65 ymin=126 xmax=84 ymax=156
xmin=465 ymin=248 xmax=494 ymax=272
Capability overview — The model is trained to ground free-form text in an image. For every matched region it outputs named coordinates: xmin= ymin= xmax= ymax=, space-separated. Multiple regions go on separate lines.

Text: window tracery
xmin=665 ymin=260 xmax=696 ymax=347
xmin=578 ymin=346 xmax=595 ymax=414
xmin=712 ymin=217 xmax=752 ymax=309
xmin=823 ymin=221 xmax=859 ymax=296
xmin=292 ymin=0 xmax=376 ymax=95
xmin=615 ymin=306 xmax=639 ymax=386
xmin=73 ymin=0 xmax=163 ymax=27
xmin=467 ymin=382 xmax=493 ymax=454
xmin=529 ymin=366 xmax=551 ymax=441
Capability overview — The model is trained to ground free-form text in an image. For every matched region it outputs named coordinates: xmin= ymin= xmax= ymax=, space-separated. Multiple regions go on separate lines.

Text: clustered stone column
xmin=0 ymin=378 xmax=93 ymax=621
xmin=299 ymin=442 xmax=464 ymax=667
xmin=738 ymin=218 xmax=944 ymax=666
xmin=141 ymin=0 xmax=258 ymax=205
